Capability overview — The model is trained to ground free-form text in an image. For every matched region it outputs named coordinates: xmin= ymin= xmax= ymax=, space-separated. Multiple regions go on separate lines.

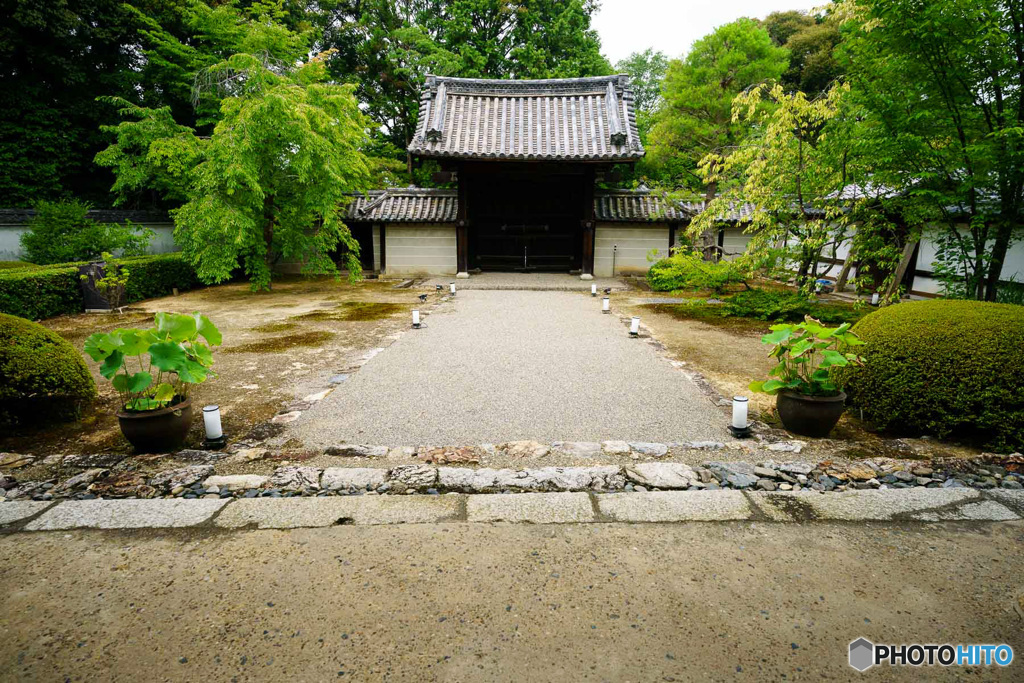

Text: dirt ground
xmin=1 ymin=521 xmax=1021 ymax=681
xmin=1 ymin=277 xmax=425 ymax=456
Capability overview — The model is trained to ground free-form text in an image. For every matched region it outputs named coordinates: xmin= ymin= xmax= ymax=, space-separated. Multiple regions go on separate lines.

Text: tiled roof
xmin=408 ymin=75 xmax=644 ymax=162
xmin=0 ymin=208 xmax=171 ymax=224
xmin=344 ymin=189 xmax=458 ymax=223
xmin=594 ymin=191 xmax=693 ymax=222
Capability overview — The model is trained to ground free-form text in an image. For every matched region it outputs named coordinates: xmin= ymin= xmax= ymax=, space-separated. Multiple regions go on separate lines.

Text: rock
xmin=389 ymin=465 xmax=438 ymax=490
xmin=893 ymin=470 xmax=916 ymax=482
xmin=3 ymin=481 xmax=47 ymax=500
xmin=53 ymin=468 xmax=108 ymax=493
xmin=0 ymin=474 xmax=17 ymax=490
xmin=767 ymin=441 xmax=805 ymax=454
xmin=683 ymin=441 xmax=725 ymax=450
xmin=417 ymin=446 xmax=480 ymax=465
xmin=778 ymin=462 xmax=814 ymax=476
xmin=625 ymin=463 xmax=698 ymax=490
xmin=387 ymin=446 xmax=417 ymax=459
xmin=706 ymin=461 xmax=756 ymax=479
xmin=629 ymin=442 xmax=668 ymax=458
xmin=271 ymin=411 xmax=302 ymax=424
xmin=62 ymin=453 xmax=127 ymax=468
xmin=727 ymin=473 xmax=759 ymax=489
xmin=498 ymin=441 xmax=550 ymax=459
xmin=601 ymin=441 xmax=631 ymax=455
xmin=269 ymin=466 xmax=322 ymax=491
xmin=756 ymin=478 xmax=777 ymax=491
xmin=0 ymin=453 xmax=35 ymax=469
xmin=321 ymin=468 xmax=387 ymax=491
xmin=753 ymin=466 xmax=778 ymax=479
xmin=149 ymin=465 xmax=215 ymax=491
xmin=174 ymin=449 xmax=226 ymax=463
xmin=325 ymin=444 xmax=389 ymax=458
xmin=234 ymin=448 xmax=269 ymax=462
xmin=912 ymin=466 xmax=934 ymax=476
xmin=550 ymin=442 xmax=602 ymax=458
xmin=778 ymin=483 xmax=793 ymax=491
xmin=437 ymin=466 xmax=623 ymax=493
xmin=204 ymin=474 xmax=268 ymax=491
xmin=1001 ymin=480 xmax=1023 ymax=490
xmin=846 ymin=466 xmax=876 ymax=482
xmin=41 ymin=455 xmax=64 ymax=467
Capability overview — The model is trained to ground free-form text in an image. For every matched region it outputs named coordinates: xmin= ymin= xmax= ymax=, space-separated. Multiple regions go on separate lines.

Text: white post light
xmin=591 ymin=283 xmax=597 ymax=297
xmin=202 ymin=405 xmax=226 ymax=448
xmin=871 ymin=292 xmax=879 ymax=305
xmin=412 ymin=309 xmax=421 ymax=328
xmin=629 ymin=316 xmax=640 ymax=337
xmin=728 ymin=396 xmax=752 ymax=438
xmin=602 ymin=296 xmax=610 ymax=314
xmin=449 ymin=282 xmax=456 ymax=295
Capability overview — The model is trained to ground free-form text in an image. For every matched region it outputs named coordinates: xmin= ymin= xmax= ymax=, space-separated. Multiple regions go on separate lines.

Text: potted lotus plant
xmin=84 ymin=312 xmax=221 ymax=452
xmin=749 ymin=317 xmax=866 ymax=438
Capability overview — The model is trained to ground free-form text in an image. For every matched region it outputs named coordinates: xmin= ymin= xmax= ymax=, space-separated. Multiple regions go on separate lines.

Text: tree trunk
xmin=983 ymin=217 xmax=1014 ymax=301
xmin=263 ymin=194 xmax=275 ymax=290
xmin=701 ymin=181 xmax=718 ymax=261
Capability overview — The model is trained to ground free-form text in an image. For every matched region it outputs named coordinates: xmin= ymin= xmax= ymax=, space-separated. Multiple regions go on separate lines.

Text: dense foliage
xmin=647 ymin=247 xmax=746 ymax=293
xmin=0 ymin=313 xmax=97 ymax=425
xmin=720 ymin=290 xmax=864 ymax=325
xmin=0 ymin=253 xmax=200 ymax=320
xmin=21 ymin=200 xmax=152 ymax=265
xmin=839 ymin=300 xmax=1024 ymax=451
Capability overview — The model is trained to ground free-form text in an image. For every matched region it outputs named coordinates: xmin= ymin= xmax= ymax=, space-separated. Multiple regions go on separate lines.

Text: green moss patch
xmin=291 ymin=301 xmax=407 ymax=322
xmin=251 ymin=321 xmax=298 ymax=333
xmin=224 ymin=330 xmax=335 ymax=354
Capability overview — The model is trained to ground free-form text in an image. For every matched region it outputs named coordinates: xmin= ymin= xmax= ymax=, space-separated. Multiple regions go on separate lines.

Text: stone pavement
xmin=287 ymin=290 xmax=732 ymax=446
xmin=418 ymin=272 xmax=629 ymax=291
xmin=2 ymin=488 xmax=1021 ymax=531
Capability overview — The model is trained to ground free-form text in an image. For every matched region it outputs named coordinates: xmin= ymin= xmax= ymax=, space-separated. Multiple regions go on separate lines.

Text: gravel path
xmin=288 ymin=290 xmax=732 ymax=446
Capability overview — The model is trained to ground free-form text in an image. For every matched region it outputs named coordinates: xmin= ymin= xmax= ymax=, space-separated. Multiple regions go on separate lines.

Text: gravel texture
xmin=2 ymin=522 xmax=1022 ymax=681
xmin=288 ymin=290 xmax=731 ymax=446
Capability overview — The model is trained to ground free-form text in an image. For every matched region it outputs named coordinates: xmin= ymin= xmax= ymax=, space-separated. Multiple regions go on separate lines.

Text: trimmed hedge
xmin=0 ymin=253 xmax=201 ymax=320
xmin=0 ymin=313 xmax=97 ymax=425
xmin=839 ymin=300 xmax=1024 ymax=452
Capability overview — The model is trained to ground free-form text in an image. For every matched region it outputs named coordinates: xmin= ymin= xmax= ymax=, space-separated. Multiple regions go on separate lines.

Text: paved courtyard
xmin=288 ymin=289 xmax=732 ymax=446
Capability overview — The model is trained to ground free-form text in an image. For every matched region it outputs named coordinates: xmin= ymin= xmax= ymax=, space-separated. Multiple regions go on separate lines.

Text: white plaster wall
xmin=372 ymin=225 xmax=381 ymax=272
xmin=0 ymin=223 xmax=178 ymax=261
xmin=594 ymin=223 xmax=670 ymax=277
xmin=385 ymin=224 xmax=457 ymax=276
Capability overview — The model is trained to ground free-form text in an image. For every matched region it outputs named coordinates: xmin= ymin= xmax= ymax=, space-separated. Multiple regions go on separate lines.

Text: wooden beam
xmin=379 ymin=224 xmax=386 ymax=273
xmin=456 ymin=166 xmax=469 ymax=273
xmin=581 ymin=169 xmax=596 ymax=275
xmin=883 ymin=239 xmax=919 ymax=302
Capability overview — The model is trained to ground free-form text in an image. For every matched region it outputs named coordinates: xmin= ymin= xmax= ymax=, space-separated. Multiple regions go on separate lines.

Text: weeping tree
xmin=98 ymin=52 xmax=373 ymax=290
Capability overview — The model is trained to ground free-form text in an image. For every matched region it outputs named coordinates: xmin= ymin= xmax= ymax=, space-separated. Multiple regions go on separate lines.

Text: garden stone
xmin=174 ymin=449 xmax=226 ymax=463
xmin=271 ymin=411 xmax=302 ymax=424
xmin=846 ymin=466 xmax=876 ymax=481
xmin=498 ymin=441 xmax=550 ymax=459
xmin=551 ymin=442 xmax=602 ymax=458
xmin=625 ymin=463 xmax=698 ymax=490
xmin=756 ymin=479 xmax=777 ymax=492
xmin=321 ymin=468 xmax=387 ymax=492
xmin=767 ymin=441 xmax=805 ymax=454
xmin=149 ymin=465 xmax=214 ymax=491
xmin=204 ymin=474 xmax=268 ymax=491
xmin=1002 ymin=480 xmax=1023 ymax=490
xmin=778 ymin=483 xmax=793 ymax=491
xmin=778 ymin=462 xmax=813 ymax=476
xmin=706 ymin=462 xmax=756 ymax=480
xmin=728 ymin=473 xmax=759 ymax=489
xmin=684 ymin=441 xmax=725 ymax=450
xmin=325 ymin=444 xmax=389 ymax=458
xmin=53 ymin=468 xmax=108 ymax=494
xmin=270 ymin=466 xmax=321 ymax=491
xmin=753 ymin=466 xmax=778 ymax=479
xmin=389 ymin=465 xmax=438 ymax=490
xmin=387 ymin=447 xmax=417 ymax=459
xmin=0 ymin=453 xmax=35 ymax=469
xmin=629 ymin=442 xmax=668 ymax=458
xmin=601 ymin=441 xmax=631 ymax=455
xmin=62 ymin=453 xmax=126 ymax=469
xmin=893 ymin=471 xmax=915 ymax=482
xmin=417 ymin=446 xmax=480 ymax=465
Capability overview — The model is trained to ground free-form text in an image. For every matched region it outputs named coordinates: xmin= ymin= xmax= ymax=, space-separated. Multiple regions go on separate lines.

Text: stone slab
xmin=0 ymin=501 xmax=53 ymax=526
xmin=466 ymin=492 xmax=594 ymax=524
xmin=215 ymin=495 xmax=462 ymax=529
xmin=987 ymin=489 xmax=1024 ymax=513
xmin=321 ymin=468 xmax=387 ymax=491
xmin=748 ymin=488 xmax=981 ymax=522
xmin=909 ymin=500 xmax=1019 ymax=522
xmin=596 ymin=490 xmax=753 ymax=522
xmin=25 ymin=499 xmax=227 ymax=531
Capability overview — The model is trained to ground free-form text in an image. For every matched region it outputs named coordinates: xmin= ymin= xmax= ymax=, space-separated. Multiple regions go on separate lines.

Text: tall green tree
xmin=614 ymin=48 xmax=668 ymax=143
xmin=839 ymin=0 xmax=1024 ymax=301
xmin=764 ymin=10 xmax=843 ymax=98
xmin=646 ymin=18 xmax=789 ymax=195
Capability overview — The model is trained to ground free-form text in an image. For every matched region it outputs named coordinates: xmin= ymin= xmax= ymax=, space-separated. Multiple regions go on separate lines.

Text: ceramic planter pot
xmin=775 ymin=390 xmax=846 ymax=438
xmin=117 ymin=398 xmax=193 ymax=453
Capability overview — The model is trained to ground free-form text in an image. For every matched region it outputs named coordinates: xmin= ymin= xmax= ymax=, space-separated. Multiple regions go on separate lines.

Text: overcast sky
xmin=593 ymin=0 xmax=824 ymax=65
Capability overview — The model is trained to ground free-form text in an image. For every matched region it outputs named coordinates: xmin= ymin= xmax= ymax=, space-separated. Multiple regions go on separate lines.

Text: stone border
xmin=1 ymin=488 xmax=1020 ymax=531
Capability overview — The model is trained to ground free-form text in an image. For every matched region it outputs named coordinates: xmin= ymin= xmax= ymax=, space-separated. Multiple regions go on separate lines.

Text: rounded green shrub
xmin=839 ymin=300 xmax=1024 ymax=451
xmin=0 ymin=313 xmax=97 ymax=425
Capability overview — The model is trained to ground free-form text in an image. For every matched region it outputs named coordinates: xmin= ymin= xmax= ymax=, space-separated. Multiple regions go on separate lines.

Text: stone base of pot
xmin=117 ymin=398 xmax=193 ymax=453
xmin=775 ymin=390 xmax=846 ymax=438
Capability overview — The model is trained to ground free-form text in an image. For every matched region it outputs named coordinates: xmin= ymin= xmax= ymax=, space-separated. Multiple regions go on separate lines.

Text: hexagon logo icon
xmin=849 ymin=638 xmax=874 ymax=671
